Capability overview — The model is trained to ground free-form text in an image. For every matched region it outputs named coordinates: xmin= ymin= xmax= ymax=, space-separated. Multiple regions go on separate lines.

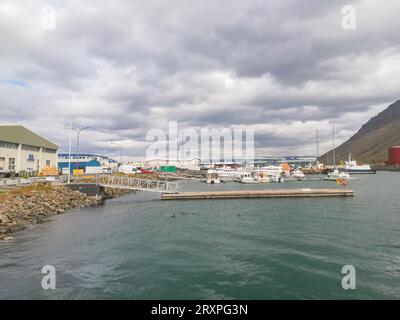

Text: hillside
xmin=319 ymin=99 xmax=400 ymax=164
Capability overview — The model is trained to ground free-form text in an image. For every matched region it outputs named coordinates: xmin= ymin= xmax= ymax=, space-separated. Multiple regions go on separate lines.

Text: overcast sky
xmin=1 ymin=0 xmax=399 ymax=160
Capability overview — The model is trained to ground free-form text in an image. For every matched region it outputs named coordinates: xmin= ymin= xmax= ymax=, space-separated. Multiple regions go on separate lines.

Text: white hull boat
xmin=254 ymin=173 xmax=270 ymax=183
xmin=291 ymin=169 xmax=306 ymax=180
xmin=206 ymin=173 xmax=220 ymax=184
xmin=344 ymin=156 xmax=376 ymax=174
xmin=324 ymin=169 xmax=351 ymax=181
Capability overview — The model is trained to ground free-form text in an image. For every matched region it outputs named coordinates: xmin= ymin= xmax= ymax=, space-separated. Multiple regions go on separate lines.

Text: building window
xmin=0 ymin=141 xmax=18 ymax=149
xmin=46 ymin=160 xmax=51 ymax=166
xmin=36 ymin=159 xmax=40 ymax=171
xmin=43 ymin=148 xmax=57 ymax=154
xmin=0 ymin=157 xmax=5 ymax=171
xmin=22 ymin=144 xmax=40 ymax=152
xmin=8 ymin=158 xmax=15 ymax=171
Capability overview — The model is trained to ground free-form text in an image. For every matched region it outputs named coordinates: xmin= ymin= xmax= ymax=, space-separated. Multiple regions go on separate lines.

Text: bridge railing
xmin=96 ymin=175 xmax=178 ymax=193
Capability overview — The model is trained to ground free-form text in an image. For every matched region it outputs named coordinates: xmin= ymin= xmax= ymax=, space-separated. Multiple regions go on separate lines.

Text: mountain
xmin=319 ymin=99 xmax=400 ymax=164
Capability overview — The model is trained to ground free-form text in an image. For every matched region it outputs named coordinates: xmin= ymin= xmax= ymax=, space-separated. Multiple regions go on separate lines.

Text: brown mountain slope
xmin=319 ymin=99 xmax=400 ymax=164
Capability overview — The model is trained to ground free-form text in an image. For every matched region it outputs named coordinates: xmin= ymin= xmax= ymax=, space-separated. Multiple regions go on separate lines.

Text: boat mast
xmin=332 ymin=124 xmax=335 ymax=166
xmin=316 ymin=129 xmax=320 ymax=158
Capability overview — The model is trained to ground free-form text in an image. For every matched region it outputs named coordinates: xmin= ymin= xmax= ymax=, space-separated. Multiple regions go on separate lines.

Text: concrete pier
xmin=161 ymin=188 xmax=354 ymax=200
xmin=66 ymin=183 xmax=105 ymax=198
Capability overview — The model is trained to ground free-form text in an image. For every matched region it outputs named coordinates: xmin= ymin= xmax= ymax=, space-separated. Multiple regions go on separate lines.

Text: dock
xmin=161 ymin=188 xmax=354 ymax=200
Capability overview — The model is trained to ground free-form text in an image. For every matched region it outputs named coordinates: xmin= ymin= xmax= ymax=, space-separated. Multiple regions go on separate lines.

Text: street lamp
xmin=73 ymin=126 xmax=91 ymax=170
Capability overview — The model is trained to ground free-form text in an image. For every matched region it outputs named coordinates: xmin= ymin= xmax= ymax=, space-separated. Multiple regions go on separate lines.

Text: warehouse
xmin=58 ymin=153 xmax=118 ymax=174
xmin=0 ymin=125 xmax=58 ymax=177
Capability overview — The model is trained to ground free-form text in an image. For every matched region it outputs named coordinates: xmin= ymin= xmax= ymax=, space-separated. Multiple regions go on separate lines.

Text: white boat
xmin=239 ymin=172 xmax=259 ymax=184
xmin=291 ymin=169 xmax=305 ymax=180
xmin=254 ymin=165 xmax=283 ymax=176
xmin=270 ymin=174 xmax=284 ymax=183
xmin=207 ymin=166 xmax=245 ymax=179
xmin=254 ymin=172 xmax=270 ymax=183
xmin=324 ymin=169 xmax=351 ymax=181
xmin=206 ymin=173 xmax=220 ymax=184
xmin=344 ymin=155 xmax=376 ymax=174
xmin=254 ymin=166 xmax=285 ymax=182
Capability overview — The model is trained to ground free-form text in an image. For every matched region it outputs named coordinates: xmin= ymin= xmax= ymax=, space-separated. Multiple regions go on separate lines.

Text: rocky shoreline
xmin=0 ymin=184 xmax=130 ymax=241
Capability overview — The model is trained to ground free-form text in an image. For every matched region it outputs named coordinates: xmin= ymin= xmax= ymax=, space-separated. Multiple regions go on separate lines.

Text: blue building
xmin=58 ymin=153 xmax=117 ymax=173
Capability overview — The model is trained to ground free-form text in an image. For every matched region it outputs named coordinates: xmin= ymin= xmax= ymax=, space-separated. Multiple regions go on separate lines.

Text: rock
xmin=0 ymin=227 xmax=8 ymax=234
xmin=1 ymin=184 xmax=129 ymax=239
xmin=0 ymin=213 xmax=10 ymax=224
xmin=3 ymin=236 xmax=14 ymax=241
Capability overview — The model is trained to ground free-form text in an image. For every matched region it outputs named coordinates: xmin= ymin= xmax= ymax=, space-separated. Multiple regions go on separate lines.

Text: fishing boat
xmin=270 ymin=174 xmax=284 ymax=183
xmin=254 ymin=165 xmax=283 ymax=176
xmin=291 ymin=169 xmax=305 ymax=180
xmin=206 ymin=173 xmax=220 ymax=184
xmin=324 ymin=169 xmax=351 ymax=181
xmin=254 ymin=172 xmax=270 ymax=183
xmin=239 ymin=172 xmax=259 ymax=184
xmin=344 ymin=155 xmax=376 ymax=174
xmin=207 ymin=166 xmax=245 ymax=180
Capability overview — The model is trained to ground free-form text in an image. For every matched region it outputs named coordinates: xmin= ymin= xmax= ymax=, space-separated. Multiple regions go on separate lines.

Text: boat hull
xmin=345 ymin=169 xmax=376 ymax=174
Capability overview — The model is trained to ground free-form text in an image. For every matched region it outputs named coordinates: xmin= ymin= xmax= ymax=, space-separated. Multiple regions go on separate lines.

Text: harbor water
xmin=1 ymin=172 xmax=400 ymax=299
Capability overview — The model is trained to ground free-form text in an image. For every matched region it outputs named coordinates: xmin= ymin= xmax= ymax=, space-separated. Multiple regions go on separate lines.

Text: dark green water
xmin=1 ymin=172 xmax=399 ymax=299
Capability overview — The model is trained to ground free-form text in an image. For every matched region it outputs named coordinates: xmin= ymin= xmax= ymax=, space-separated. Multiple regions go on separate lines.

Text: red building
xmin=388 ymin=146 xmax=400 ymax=165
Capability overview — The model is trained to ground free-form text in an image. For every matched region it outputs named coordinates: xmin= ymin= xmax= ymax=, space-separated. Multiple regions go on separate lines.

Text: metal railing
xmin=96 ymin=175 xmax=178 ymax=194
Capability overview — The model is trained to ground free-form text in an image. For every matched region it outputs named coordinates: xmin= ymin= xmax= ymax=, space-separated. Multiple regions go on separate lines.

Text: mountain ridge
xmin=319 ymin=99 xmax=400 ymax=164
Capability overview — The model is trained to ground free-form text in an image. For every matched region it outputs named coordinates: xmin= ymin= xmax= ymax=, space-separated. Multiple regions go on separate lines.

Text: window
xmin=0 ymin=157 xmax=5 ymax=170
xmin=36 ymin=159 xmax=40 ymax=171
xmin=0 ymin=141 xmax=18 ymax=149
xmin=43 ymin=148 xmax=57 ymax=154
xmin=8 ymin=158 xmax=15 ymax=171
xmin=22 ymin=144 xmax=40 ymax=152
xmin=46 ymin=160 xmax=51 ymax=166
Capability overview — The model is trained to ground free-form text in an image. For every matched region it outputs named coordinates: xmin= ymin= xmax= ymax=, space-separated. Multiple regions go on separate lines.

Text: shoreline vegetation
xmin=0 ymin=184 xmax=131 ymax=241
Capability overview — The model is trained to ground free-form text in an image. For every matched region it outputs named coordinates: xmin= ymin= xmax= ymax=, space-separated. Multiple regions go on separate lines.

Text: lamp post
xmin=67 ymin=117 xmax=73 ymax=184
xmin=73 ymin=126 xmax=91 ymax=170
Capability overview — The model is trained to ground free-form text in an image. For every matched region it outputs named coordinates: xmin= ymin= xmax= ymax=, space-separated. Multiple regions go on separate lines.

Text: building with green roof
xmin=0 ymin=125 xmax=58 ymax=176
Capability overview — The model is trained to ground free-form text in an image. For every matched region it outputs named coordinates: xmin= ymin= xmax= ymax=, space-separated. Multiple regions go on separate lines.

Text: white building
xmin=0 ymin=125 xmax=58 ymax=176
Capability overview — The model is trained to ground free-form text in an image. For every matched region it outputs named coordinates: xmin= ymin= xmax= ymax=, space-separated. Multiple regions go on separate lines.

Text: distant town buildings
xmin=0 ymin=125 xmax=58 ymax=176
xmin=145 ymin=158 xmax=202 ymax=171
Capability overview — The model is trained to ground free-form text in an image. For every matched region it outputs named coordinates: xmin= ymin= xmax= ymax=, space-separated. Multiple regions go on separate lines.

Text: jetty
xmin=96 ymin=174 xmax=178 ymax=193
xmin=161 ymin=188 xmax=354 ymax=200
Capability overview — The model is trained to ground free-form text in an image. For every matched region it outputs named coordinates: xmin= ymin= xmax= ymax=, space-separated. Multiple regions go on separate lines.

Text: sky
xmin=1 ymin=0 xmax=399 ymax=161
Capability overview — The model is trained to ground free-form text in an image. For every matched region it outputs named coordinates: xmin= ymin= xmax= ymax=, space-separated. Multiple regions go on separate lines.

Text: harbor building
xmin=0 ymin=125 xmax=58 ymax=176
xmin=58 ymin=153 xmax=118 ymax=174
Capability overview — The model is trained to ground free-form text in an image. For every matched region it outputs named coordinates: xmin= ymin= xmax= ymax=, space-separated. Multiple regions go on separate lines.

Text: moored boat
xmin=344 ymin=155 xmax=376 ymax=174
xmin=206 ymin=173 xmax=220 ymax=184
xmin=291 ymin=169 xmax=305 ymax=180
xmin=324 ymin=169 xmax=351 ymax=181
xmin=239 ymin=172 xmax=259 ymax=184
xmin=254 ymin=172 xmax=270 ymax=183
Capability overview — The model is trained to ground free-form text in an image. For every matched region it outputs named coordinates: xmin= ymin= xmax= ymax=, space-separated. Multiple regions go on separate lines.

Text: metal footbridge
xmin=96 ymin=175 xmax=178 ymax=194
